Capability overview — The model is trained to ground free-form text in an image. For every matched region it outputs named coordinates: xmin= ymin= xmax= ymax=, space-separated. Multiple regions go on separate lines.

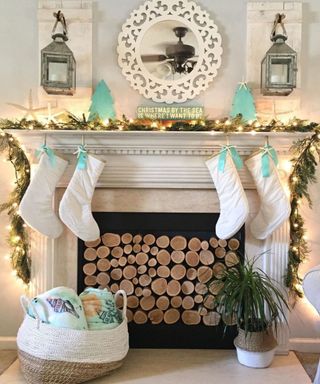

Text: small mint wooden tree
xmin=88 ymin=80 xmax=116 ymax=121
xmin=230 ymin=82 xmax=256 ymax=122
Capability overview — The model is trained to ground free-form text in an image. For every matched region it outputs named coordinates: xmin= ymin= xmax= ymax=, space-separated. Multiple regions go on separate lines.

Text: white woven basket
xmin=17 ymin=290 xmax=129 ymax=384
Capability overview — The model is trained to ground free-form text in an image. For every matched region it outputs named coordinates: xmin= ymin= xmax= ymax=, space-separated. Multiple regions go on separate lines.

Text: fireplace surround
xmin=9 ymin=129 xmax=306 ymax=354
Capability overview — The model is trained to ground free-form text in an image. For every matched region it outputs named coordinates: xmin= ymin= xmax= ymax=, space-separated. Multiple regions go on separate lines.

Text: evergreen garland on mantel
xmin=0 ymin=114 xmax=319 ymax=298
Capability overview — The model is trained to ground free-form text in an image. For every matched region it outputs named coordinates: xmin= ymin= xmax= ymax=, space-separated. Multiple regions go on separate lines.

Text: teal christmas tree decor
xmin=88 ymin=80 xmax=116 ymax=121
xmin=230 ymin=82 xmax=256 ymax=122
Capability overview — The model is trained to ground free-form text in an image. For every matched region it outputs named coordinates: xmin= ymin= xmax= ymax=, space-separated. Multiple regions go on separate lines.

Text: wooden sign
xmin=136 ymin=106 xmax=204 ymax=120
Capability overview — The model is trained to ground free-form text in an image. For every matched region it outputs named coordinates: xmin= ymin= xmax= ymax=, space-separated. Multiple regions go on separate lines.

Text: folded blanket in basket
xmin=80 ymin=288 xmax=121 ymax=330
xmin=28 ymin=287 xmax=88 ymax=330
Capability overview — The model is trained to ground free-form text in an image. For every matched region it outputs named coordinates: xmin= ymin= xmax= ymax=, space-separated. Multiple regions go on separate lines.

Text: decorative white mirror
xmin=117 ymin=0 xmax=223 ymax=104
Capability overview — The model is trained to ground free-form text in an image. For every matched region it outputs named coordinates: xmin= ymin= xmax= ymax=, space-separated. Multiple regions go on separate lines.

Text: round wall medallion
xmin=117 ymin=0 xmax=223 ymax=104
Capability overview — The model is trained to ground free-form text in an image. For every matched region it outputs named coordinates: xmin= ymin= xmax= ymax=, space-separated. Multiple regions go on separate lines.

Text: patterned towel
xmin=80 ymin=288 xmax=121 ymax=330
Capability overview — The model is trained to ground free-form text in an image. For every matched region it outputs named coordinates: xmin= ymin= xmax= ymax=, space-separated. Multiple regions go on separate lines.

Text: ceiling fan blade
xmin=141 ymin=54 xmax=168 ymax=62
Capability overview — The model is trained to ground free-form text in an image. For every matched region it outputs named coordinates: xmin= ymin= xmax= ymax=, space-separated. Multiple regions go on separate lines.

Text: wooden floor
xmin=0 ymin=349 xmax=311 ymax=384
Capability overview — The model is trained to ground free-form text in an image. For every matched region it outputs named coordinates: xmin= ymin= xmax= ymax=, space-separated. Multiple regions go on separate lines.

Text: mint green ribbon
xmin=261 ymin=144 xmax=278 ymax=177
xmin=35 ymin=144 xmax=56 ymax=167
xmin=74 ymin=145 xmax=87 ymax=170
xmin=218 ymin=145 xmax=243 ymax=172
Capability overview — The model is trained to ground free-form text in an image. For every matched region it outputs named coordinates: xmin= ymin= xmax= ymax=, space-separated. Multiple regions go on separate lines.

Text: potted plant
xmin=213 ymin=255 xmax=290 ymax=368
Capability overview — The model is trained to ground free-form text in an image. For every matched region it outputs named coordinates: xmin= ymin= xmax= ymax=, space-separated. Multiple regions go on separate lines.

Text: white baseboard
xmin=0 ymin=337 xmax=17 ymax=350
xmin=290 ymin=338 xmax=320 ymax=353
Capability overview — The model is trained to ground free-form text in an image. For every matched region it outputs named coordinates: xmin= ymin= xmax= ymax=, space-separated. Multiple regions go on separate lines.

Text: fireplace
xmin=9 ymin=129 xmax=300 ymax=354
xmin=78 ymin=212 xmax=245 ymax=348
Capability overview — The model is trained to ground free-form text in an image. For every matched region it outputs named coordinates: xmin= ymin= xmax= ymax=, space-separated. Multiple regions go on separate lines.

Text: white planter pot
xmin=235 ymin=345 xmax=277 ymax=368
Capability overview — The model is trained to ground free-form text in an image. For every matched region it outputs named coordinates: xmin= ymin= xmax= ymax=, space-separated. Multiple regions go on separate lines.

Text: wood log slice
xmin=135 ymin=287 xmax=143 ymax=297
xmin=134 ymin=310 xmax=148 ymax=324
xmin=110 ymin=283 xmax=119 ymax=293
xmin=84 ymin=248 xmax=97 ymax=261
xmin=136 ymin=252 xmax=148 ymax=266
xmin=132 ymin=277 xmax=139 ymax=285
xmin=143 ymin=234 xmax=156 ymax=246
xmin=85 ymin=238 xmax=101 ymax=248
xmin=151 ymin=278 xmax=167 ymax=295
xmin=225 ymin=252 xmax=240 ymax=267
xmin=84 ymin=275 xmax=97 ymax=286
xmin=123 ymin=265 xmax=137 ymax=280
xmin=128 ymin=255 xmax=136 ymax=264
xmin=222 ymin=313 xmax=237 ymax=326
xmin=126 ymin=309 xmax=133 ymax=323
xmin=133 ymin=244 xmax=142 ymax=253
xmin=203 ymin=312 xmax=221 ymax=326
xmin=148 ymin=268 xmax=157 ymax=278
xmin=170 ymin=264 xmax=186 ymax=280
xmin=110 ymin=259 xmax=119 ymax=268
xmin=157 ymin=265 xmax=170 ymax=278
xmin=96 ymin=272 xmax=110 ymax=286
xmin=186 ymin=268 xmax=197 ymax=281
xmin=195 ymin=282 xmax=208 ymax=295
xmin=150 ymin=246 xmax=159 ymax=256
xmin=97 ymin=259 xmax=110 ymax=272
xmin=201 ymin=241 xmax=209 ymax=250
xmin=182 ymin=310 xmax=201 ymax=325
xmin=139 ymin=274 xmax=152 ymax=287
xmin=123 ymin=244 xmax=133 ymax=255
xmin=140 ymin=296 xmax=155 ymax=311
xmin=148 ymin=258 xmax=157 ymax=267
xmin=133 ymin=234 xmax=143 ymax=244
xmin=181 ymin=281 xmax=194 ymax=295
xmin=167 ymin=280 xmax=181 ymax=296
xmin=83 ymin=263 xmax=96 ymax=276
xmin=199 ymin=250 xmax=214 ymax=266
xmin=198 ymin=307 xmax=208 ymax=316
xmin=209 ymin=237 xmax=219 ymax=248
xmin=194 ymin=294 xmax=203 ymax=304
xmin=208 ymin=280 xmax=224 ymax=295
xmin=102 ymin=233 xmax=120 ymax=247
xmin=156 ymin=235 xmax=170 ymax=249
xmin=137 ymin=265 xmax=148 ymax=275
xmin=170 ymin=296 xmax=182 ymax=308
xmin=197 ymin=266 xmax=213 ymax=283
xmin=215 ymin=247 xmax=226 ymax=259
xmin=182 ymin=296 xmax=194 ymax=310
xmin=170 ymin=236 xmax=187 ymax=251
xmin=127 ymin=296 xmax=139 ymax=309
xmin=118 ymin=257 xmax=127 ymax=267
xmin=203 ymin=294 xmax=216 ymax=310
xmin=142 ymin=288 xmax=152 ymax=297
xmin=156 ymin=296 xmax=170 ymax=311
xmin=188 ymin=237 xmax=201 ymax=252
xmin=212 ymin=262 xmax=227 ymax=279
xmin=120 ymin=280 xmax=134 ymax=295
xmin=141 ymin=244 xmax=150 ymax=253
xmin=110 ymin=268 xmax=122 ymax=281
xmin=228 ymin=238 xmax=240 ymax=250
xmin=148 ymin=309 xmax=164 ymax=324
xmin=97 ymin=246 xmax=110 ymax=259
xmin=186 ymin=251 xmax=200 ymax=267
xmin=218 ymin=239 xmax=228 ymax=248
xmin=171 ymin=250 xmax=185 ymax=264
xmin=121 ymin=233 xmax=133 ymax=244
xmin=157 ymin=250 xmax=170 ymax=266
xmin=164 ymin=309 xmax=180 ymax=324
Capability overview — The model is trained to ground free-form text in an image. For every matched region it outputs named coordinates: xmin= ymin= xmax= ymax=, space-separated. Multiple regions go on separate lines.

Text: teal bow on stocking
xmin=74 ymin=145 xmax=88 ymax=170
xmin=261 ymin=144 xmax=278 ymax=177
xmin=218 ymin=145 xmax=243 ymax=172
xmin=35 ymin=144 xmax=56 ymax=167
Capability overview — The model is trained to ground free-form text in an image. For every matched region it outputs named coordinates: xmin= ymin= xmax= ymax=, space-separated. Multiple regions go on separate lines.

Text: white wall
xmin=0 ymin=0 xmax=320 ymax=349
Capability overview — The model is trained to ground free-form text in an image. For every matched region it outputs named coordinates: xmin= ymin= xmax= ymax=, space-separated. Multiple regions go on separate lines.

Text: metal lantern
xmin=41 ymin=11 xmax=76 ymax=95
xmin=261 ymin=13 xmax=297 ymax=96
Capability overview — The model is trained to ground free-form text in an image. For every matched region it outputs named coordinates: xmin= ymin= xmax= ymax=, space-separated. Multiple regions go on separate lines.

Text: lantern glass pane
xmin=48 ymin=60 xmax=68 ymax=83
xmin=270 ymin=58 xmax=290 ymax=84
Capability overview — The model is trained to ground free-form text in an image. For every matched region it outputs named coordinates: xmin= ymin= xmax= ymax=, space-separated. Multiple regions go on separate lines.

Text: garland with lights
xmin=0 ymin=114 xmax=319 ymax=296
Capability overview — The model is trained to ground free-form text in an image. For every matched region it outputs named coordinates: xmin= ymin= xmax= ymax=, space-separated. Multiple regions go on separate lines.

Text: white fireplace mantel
xmin=8 ymin=129 xmax=309 ymax=354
